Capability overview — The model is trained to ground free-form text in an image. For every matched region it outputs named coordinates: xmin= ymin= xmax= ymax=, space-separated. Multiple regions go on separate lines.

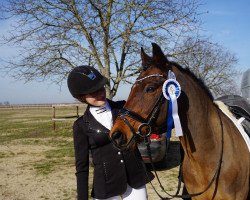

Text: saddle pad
xmin=215 ymin=101 xmax=250 ymax=152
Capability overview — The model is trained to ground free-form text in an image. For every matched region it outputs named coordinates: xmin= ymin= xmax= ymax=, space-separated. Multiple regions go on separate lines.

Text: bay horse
xmin=110 ymin=43 xmax=250 ymax=199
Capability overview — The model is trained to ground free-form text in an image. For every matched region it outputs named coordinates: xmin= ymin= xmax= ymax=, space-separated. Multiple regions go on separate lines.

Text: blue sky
xmin=200 ymin=0 xmax=250 ymax=72
xmin=0 ymin=0 xmax=249 ymax=104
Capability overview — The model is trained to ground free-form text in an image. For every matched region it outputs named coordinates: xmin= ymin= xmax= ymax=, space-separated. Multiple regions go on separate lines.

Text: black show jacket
xmin=73 ymin=100 xmax=154 ymax=200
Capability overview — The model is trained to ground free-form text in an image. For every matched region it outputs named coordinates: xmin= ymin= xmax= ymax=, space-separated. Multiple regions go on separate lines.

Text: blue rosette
xmin=162 ymin=77 xmax=183 ymax=138
xmin=162 ymin=79 xmax=181 ymax=100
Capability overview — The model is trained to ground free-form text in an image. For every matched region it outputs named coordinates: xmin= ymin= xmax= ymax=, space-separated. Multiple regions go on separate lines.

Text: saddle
xmin=229 ymin=106 xmax=250 ymax=136
xmin=216 ymin=95 xmax=250 ymax=137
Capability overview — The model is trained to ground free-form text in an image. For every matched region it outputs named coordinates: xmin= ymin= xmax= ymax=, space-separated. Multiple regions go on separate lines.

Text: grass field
xmin=0 ymin=106 xmax=83 ymax=163
xmin=0 ymin=106 xmax=87 ymax=199
xmin=0 ymin=106 xmax=182 ymax=200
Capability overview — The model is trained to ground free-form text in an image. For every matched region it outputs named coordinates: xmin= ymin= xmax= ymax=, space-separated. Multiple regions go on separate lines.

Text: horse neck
xmin=173 ymin=67 xmax=220 ymax=156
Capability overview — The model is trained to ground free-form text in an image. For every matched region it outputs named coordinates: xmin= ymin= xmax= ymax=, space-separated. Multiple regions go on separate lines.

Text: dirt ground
xmin=0 ymin=139 xmax=183 ymax=200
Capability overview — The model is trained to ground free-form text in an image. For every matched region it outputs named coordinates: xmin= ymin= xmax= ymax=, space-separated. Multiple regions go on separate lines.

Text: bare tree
xmin=170 ymin=37 xmax=240 ymax=97
xmin=0 ymin=0 xmax=201 ymax=98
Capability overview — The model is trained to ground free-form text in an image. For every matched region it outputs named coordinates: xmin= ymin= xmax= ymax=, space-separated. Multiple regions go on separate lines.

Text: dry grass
xmin=0 ymin=106 xmax=182 ymax=200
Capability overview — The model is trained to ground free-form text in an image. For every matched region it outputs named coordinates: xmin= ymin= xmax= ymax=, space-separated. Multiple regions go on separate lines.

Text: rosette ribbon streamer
xmin=162 ymin=71 xmax=183 ymax=138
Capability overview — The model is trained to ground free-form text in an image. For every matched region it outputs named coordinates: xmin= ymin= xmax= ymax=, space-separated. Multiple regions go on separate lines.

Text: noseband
xmin=117 ymin=74 xmax=167 ymax=147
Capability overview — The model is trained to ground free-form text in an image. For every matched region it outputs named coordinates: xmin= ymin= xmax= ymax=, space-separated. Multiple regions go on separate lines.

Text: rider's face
xmin=84 ymin=87 xmax=106 ymax=107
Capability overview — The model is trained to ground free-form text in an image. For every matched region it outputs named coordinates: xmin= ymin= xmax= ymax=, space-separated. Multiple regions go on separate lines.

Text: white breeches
xmin=93 ymin=184 xmax=147 ymax=200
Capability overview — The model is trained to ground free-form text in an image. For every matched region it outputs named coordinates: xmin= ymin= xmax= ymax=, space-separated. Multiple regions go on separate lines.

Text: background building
xmin=241 ymin=69 xmax=250 ymax=103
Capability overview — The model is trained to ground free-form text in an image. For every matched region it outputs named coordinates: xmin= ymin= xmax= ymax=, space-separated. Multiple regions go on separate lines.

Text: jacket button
xmin=118 ymin=151 xmax=121 ymax=155
xmin=120 ymin=160 xmax=124 ymax=163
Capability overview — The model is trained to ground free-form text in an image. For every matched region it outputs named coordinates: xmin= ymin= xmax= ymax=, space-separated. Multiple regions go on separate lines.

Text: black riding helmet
xmin=67 ymin=65 xmax=108 ymax=98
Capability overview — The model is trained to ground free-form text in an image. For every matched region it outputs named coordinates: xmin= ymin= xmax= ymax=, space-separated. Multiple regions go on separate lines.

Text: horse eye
xmin=145 ymin=86 xmax=155 ymax=93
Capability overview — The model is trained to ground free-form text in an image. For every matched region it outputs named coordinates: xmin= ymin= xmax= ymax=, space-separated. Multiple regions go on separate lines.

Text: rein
xmin=143 ymin=108 xmax=224 ymax=199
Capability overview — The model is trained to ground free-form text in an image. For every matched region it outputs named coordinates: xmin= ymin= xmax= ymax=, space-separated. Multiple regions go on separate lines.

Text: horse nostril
xmin=112 ymin=131 xmax=125 ymax=145
xmin=112 ymin=131 xmax=122 ymax=140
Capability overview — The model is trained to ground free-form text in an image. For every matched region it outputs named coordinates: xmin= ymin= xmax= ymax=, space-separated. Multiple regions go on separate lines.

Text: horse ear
xmin=152 ymin=43 xmax=168 ymax=64
xmin=141 ymin=47 xmax=152 ymax=70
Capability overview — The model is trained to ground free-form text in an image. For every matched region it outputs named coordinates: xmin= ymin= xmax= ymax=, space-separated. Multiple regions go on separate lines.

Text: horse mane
xmin=170 ymin=61 xmax=214 ymax=100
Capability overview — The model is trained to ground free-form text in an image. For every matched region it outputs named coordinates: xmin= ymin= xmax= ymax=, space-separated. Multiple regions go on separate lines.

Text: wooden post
xmin=76 ymin=106 xmax=79 ymax=118
xmin=51 ymin=104 xmax=82 ymax=130
xmin=52 ymin=106 xmax=56 ymax=130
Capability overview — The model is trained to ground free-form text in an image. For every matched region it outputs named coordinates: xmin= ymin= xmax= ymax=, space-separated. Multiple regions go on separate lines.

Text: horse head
xmin=110 ymin=43 xmax=172 ymax=150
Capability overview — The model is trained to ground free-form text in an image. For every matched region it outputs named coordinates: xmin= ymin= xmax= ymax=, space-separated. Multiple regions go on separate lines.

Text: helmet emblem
xmin=76 ymin=70 xmax=96 ymax=80
xmin=86 ymin=71 xmax=96 ymax=80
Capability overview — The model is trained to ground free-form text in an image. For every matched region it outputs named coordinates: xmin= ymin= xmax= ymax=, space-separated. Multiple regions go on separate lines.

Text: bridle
xmin=114 ymin=74 xmax=167 ymax=149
